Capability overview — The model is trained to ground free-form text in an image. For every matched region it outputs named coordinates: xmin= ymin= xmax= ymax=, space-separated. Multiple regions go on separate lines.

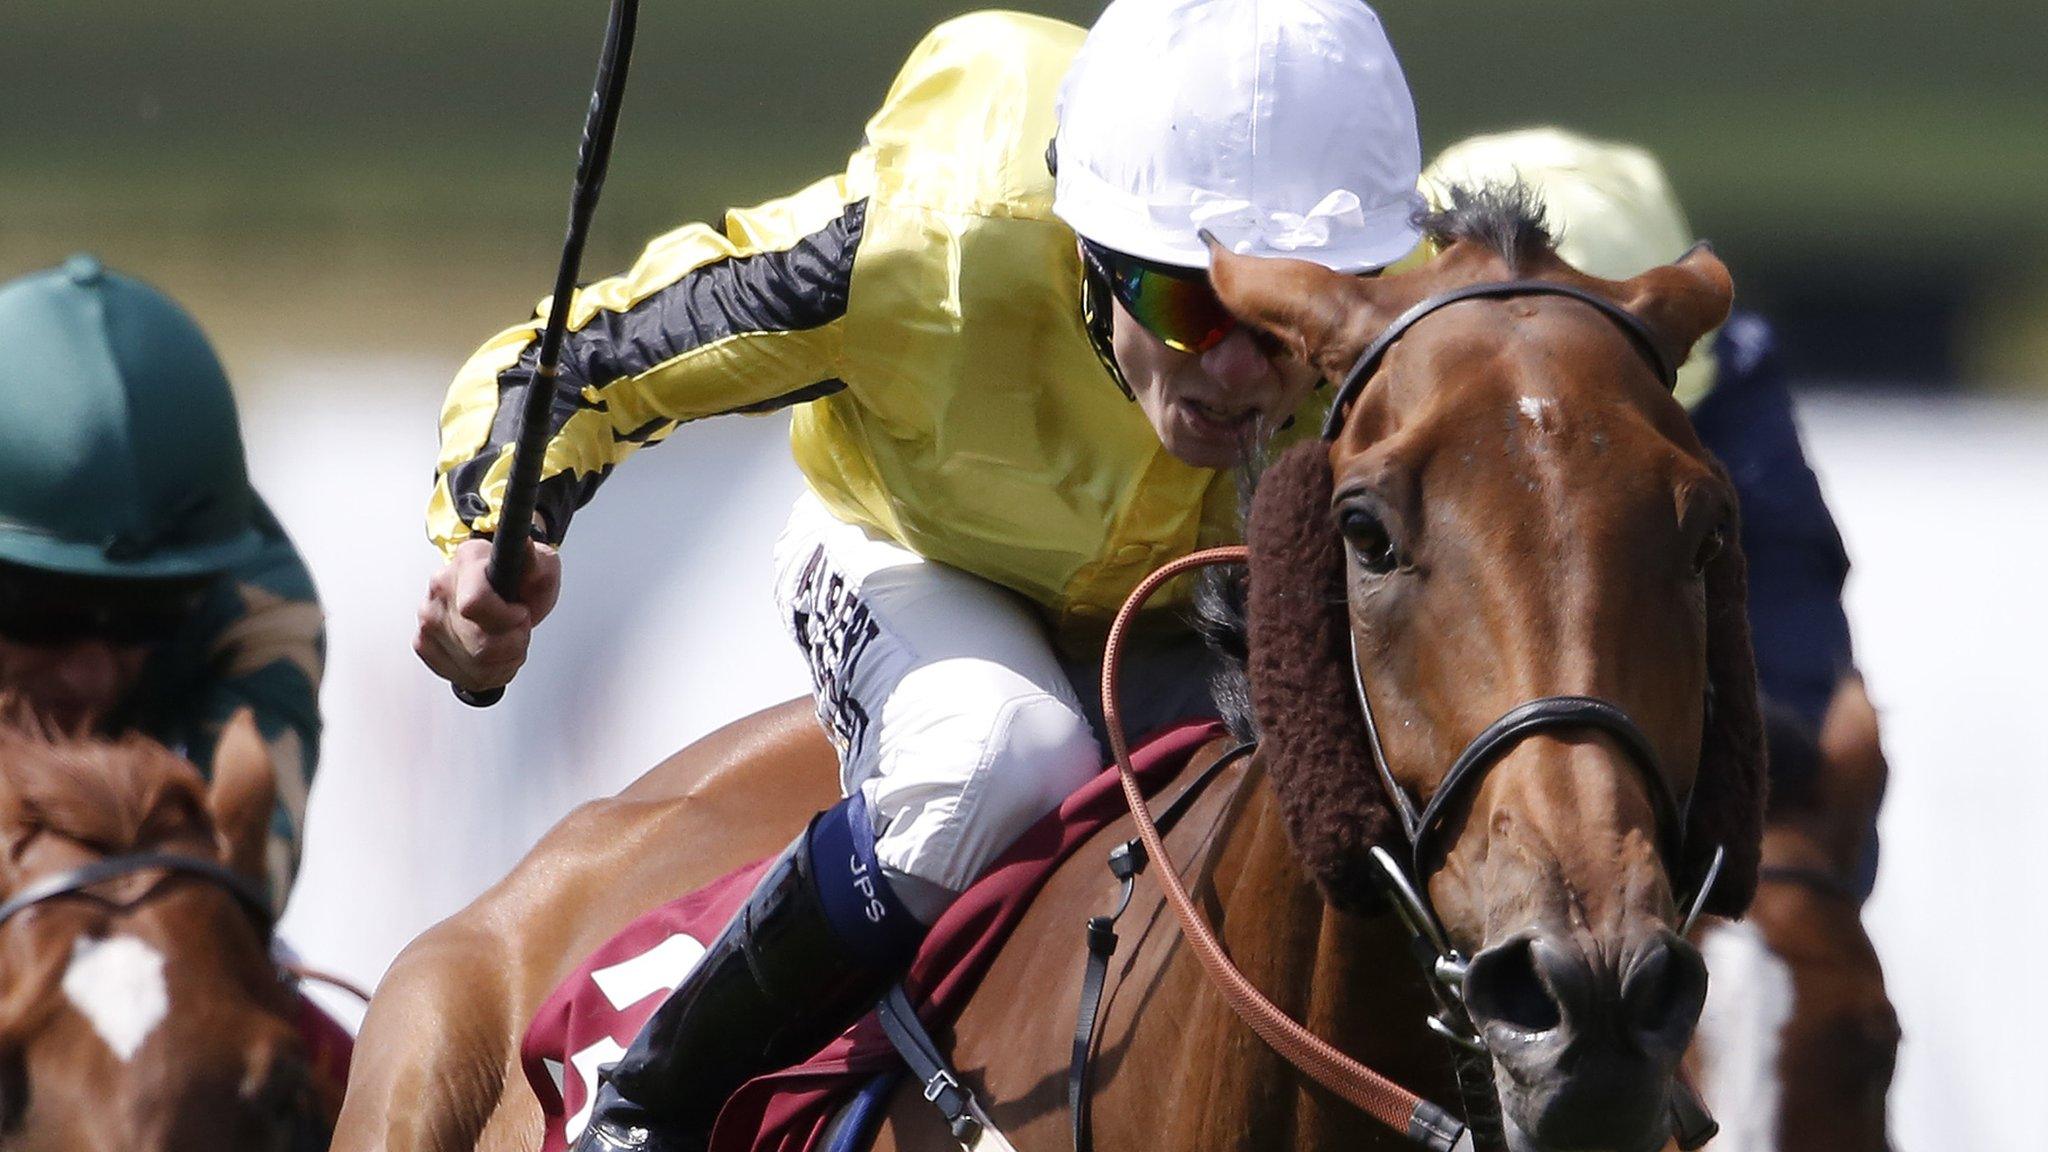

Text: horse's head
xmin=0 ymin=710 xmax=317 ymax=1150
xmin=1217 ymin=185 xmax=1766 ymax=1151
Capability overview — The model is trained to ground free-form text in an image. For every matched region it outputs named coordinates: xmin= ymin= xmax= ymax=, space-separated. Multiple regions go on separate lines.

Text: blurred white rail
xmin=1802 ymin=396 xmax=2047 ymax=1152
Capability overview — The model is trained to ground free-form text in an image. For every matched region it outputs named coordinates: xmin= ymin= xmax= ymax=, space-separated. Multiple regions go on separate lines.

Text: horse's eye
xmin=1693 ymin=525 xmax=1726 ymax=574
xmin=1341 ymin=506 xmax=1398 ymax=574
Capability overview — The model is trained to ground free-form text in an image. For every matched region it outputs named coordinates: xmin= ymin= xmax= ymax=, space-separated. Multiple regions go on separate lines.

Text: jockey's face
xmin=0 ymin=636 xmax=153 ymax=732
xmin=1111 ymin=293 xmax=1320 ymax=469
xmin=0 ymin=563 xmax=204 ymax=732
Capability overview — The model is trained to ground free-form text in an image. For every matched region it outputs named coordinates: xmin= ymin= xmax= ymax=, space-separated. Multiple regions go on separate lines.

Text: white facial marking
xmin=61 ymin=935 xmax=170 ymax=1062
xmin=1695 ymin=920 xmax=1794 ymax=1152
xmin=1517 ymin=395 xmax=1556 ymax=431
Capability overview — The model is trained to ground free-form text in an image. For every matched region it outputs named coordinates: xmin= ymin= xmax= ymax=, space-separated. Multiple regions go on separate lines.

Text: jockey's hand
xmin=413 ymin=538 xmax=562 ymax=692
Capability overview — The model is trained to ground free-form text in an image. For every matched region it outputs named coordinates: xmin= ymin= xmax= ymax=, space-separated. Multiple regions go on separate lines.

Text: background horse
xmin=336 ymin=188 xmax=1762 ymax=1152
xmin=0 ymin=709 xmax=337 ymax=1150
xmin=1690 ymin=677 xmax=1898 ymax=1152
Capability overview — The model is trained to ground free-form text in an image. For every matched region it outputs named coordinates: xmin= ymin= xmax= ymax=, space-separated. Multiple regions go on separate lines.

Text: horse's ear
xmin=208 ymin=709 xmax=277 ymax=891
xmin=1206 ymin=236 xmax=1400 ymax=382
xmin=1618 ymin=243 xmax=1734 ymax=374
xmin=1685 ymin=477 xmax=1768 ymax=916
xmin=1244 ymin=440 xmax=1401 ymax=911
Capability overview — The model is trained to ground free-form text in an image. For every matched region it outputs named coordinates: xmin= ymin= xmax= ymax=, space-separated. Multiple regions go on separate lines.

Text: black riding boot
xmin=571 ymin=801 xmax=925 ymax=1152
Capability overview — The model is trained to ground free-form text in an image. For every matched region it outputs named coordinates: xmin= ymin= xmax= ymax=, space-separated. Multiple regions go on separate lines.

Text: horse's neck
xmin=1113 ymin=756 xmax=1459 ymax=1152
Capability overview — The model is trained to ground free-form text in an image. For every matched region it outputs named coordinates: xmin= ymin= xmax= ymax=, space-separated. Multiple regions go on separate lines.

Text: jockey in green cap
xmin=413 ymin=3 xmax=1424 ymax=1147
xmin=0 ymin=255 xmax=324 ymax=911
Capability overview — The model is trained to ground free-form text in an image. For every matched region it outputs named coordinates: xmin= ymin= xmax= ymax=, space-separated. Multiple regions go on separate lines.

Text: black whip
xmin=457 ymin=0 xmax=639 ymax=707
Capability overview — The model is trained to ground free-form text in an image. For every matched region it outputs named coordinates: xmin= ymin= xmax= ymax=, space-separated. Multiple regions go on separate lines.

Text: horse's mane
xmin=1193 ymin=564 xmax=1258 ymax=742
xmin=0 ymin=704 xmax=212 ymax=856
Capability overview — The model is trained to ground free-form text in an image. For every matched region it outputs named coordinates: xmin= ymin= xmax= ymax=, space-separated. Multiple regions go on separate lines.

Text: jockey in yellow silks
xmin=413 ymin=3 xmax=1425 ymax=1148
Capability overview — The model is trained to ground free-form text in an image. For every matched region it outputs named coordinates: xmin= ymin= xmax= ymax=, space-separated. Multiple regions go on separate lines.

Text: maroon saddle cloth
xmin=521 ymin=720 xmax=1226 ymax=1152
xmin=293 ymin=989 xmax=356 ymax=1102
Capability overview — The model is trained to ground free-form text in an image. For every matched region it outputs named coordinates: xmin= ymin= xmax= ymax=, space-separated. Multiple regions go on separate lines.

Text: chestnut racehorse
xmin=337 ymin=187 xmax=1767 ymax=1152
xmin=0 ymin=708 xmax=339 ymax=1150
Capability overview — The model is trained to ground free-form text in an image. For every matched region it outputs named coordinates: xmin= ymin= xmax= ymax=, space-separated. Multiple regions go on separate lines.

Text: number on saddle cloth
xmin=529 ymin=795 xmax=925 ymax=1150
xmin=525 ymin=871 xmax=749 ymax=1148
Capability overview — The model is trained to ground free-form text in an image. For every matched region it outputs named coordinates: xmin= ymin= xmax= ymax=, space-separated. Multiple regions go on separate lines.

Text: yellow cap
xmin=1422 ymin=127 xmax=1718 ymax=408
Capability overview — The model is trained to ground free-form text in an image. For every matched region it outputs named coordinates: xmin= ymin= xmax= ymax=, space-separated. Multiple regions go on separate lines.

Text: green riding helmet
xmin=0 ymin=255 xmax=262 ymax=579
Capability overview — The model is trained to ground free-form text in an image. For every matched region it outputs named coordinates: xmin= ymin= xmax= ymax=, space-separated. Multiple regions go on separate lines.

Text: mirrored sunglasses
xmin=1082 ymin=240 xmax=1238 ymax=354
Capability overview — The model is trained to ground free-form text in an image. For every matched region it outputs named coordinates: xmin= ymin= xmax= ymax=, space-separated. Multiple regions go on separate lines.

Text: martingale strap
xmin=1069 ymin=743 xmax=1257 ymax=1152
xmin=879 ymin=746 xmax=1252 ymax=1152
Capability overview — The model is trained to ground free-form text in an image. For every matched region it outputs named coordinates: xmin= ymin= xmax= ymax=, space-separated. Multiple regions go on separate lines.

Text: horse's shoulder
xmin=398 ymin=699 xmax=836 ymax=1016
xmin=617 ymin=697 xmax=835 ymax=805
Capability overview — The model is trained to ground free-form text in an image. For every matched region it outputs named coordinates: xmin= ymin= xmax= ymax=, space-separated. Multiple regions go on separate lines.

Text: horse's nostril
xmin=1464 ymin=935 xmax=1562 ymax=1034
xmin=1622 ymin=933 xmax=1708 ymax=1043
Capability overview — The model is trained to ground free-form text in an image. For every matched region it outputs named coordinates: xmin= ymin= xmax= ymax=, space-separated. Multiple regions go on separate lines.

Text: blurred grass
xmin=3 ymin=1 xmax=2044 ymax=387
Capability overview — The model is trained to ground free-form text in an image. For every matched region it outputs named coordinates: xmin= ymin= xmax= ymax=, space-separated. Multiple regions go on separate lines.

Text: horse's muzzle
xmin=1464 ymin=928 xmax=1707 ymax=1152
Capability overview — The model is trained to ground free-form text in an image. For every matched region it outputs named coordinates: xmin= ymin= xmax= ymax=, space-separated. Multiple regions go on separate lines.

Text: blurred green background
xmin=4 ymin=1 xmax=2044 ymax=389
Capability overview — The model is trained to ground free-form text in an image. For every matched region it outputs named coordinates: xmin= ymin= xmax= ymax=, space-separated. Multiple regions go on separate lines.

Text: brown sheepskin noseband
xmin=1245 ymin=440 xmax=1400 ymax=911
xmin=1687 ymin=467 xmax=1768 ymax=916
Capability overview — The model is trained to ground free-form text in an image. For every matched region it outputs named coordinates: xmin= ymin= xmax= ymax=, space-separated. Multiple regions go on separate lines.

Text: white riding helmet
xmin=1052 ymin=0 xmax=1424 ymax=273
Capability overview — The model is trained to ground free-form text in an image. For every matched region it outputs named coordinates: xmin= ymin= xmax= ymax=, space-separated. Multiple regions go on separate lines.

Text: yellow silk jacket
xmin=430 ymin=11 xmax=1266 ymax=642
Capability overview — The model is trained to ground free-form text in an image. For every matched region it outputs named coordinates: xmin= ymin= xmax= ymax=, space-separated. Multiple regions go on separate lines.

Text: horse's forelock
xmin=0 ymin=726 xmax=213 ymax=857
xmin=0 ymin=728 xmax=216 ymax=1047
xmin=1244 ymin=440 xmax=1399 ymax=911
xmin=1420 ymin=182 xmax=1556 ymax=276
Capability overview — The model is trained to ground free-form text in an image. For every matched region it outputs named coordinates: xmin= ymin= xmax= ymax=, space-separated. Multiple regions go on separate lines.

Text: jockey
xmin=0 ymin=256 xmax=325 ymax=912
xmin=1422 ymin=127 xmax=1882 ymax=890
xmin=412 ymin=1 xmax=1423 ymax=1148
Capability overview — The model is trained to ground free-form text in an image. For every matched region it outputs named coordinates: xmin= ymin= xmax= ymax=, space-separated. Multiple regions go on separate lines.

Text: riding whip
xmin=456 ymin=0 xmax=639 ymax=707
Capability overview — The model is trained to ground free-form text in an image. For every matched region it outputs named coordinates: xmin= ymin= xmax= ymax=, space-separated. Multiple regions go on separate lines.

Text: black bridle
xmin=0 ymin=851 xmax=328 ymax=1142
xmin=1319 ymin=278 xmax=1679 ymax=442
xmin=1347 ymin=635 xmax=1724 ymax=1056
xmin=0 ymin=850 xmax=274 ymax=935
xmin=1320 ymin=280 xmax=1725 ymax=1101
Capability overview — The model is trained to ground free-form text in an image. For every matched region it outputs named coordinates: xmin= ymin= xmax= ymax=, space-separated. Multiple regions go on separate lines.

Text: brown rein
xmin=1098 ymin=546 xmax=1471 ymax=1152
xmin=282 ymin=961 xmax=375 ymax=1005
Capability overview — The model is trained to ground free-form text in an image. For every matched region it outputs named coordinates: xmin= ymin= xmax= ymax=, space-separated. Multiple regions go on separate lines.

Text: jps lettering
xmin=849 ymin=855 xmax=888 ymax=924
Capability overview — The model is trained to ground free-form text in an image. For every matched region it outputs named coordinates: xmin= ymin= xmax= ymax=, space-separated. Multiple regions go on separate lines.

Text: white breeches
xmin=772 ymin=492 xmax=1214 ymax=922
